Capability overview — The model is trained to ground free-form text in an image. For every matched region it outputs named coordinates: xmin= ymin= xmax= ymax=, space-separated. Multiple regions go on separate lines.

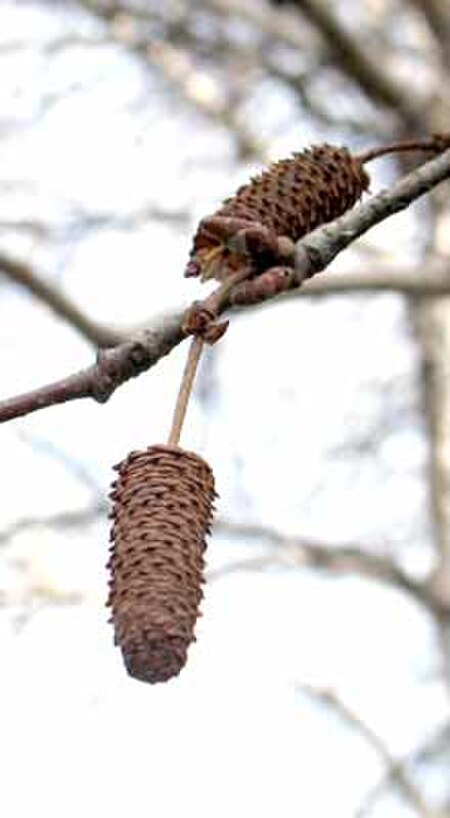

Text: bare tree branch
xmin=212 ymin=519 xmax=431 ymax=609
xmin=71 ymin=0 xmax=268 ymax=158
xmin=410 ymin=304 xmax=450 ymax=612
xmin=0 ymin=501 xmax=106 ymax=547
xmin=0 ymin=253 xmax=124 ymax=348
xmin=269 ymin=0 xmax=423 ymax=126
xmin=357 ymin=719 xmax=450 ymax=817
xmin=410 ymin=0 xmax=450 ymax=69
xmin=292 ymin=148 xmax=450 ymax=278
xmin=298 ymin=685 xmax=432 ymax=818
xmin=254 ymin=260 xmax=450 ymax=303
xmin=0 ymin=310 xmax=185 ymax=423
xmin=1 ymin=148 xmax=450 ymax=425
xmin=146 ymin=40 xmax=266 ymax=159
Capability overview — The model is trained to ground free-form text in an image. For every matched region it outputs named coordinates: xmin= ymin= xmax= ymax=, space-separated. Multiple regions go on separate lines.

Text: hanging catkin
xmin=107 ymin=445 xmax=216 ymax=684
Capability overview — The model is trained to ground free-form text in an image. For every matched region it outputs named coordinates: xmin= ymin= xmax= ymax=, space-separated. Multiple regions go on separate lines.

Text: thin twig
xmin=357 ymin=135 xmax=450 ymax=165
xmin=167 ymin=336 xmax=204 ymax=446
xmin=356 ymin=717 xmax=450 ymax=815
xmin=298 ymin=685 xmax=432 ymax=818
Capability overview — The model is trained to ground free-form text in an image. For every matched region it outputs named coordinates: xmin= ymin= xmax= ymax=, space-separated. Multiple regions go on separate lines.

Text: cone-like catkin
xmin=107 ymin=445 xmax=216 ymax=684
xmin=187 ymin=144 xmax=369 ymax=280
xmin=219 ymin=145 xmax=369 ymax=238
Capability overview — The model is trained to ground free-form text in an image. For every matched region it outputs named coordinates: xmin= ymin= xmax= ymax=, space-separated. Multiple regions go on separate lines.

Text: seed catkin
xmin=107 ymin=444 xmax=216 ymax=684
xmin=219 ymin=145 xmax=369 ymax=238
xmin=187 ymin=144 xmax=370 ymax=280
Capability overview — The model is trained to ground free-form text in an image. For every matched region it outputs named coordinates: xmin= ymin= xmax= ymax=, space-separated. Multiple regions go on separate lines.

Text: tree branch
xmin=410 ymin=0 xmax=450 ymax=70
xmin=269 ymin=0 xmax=422 ymax=126
xmin=0 ymin=312 xmax=184 ymax=422
xmin=1 ymin=148 xmax=450 ymax=425
xmin=249 ymin=260 xmax=450 ymax=304
xmin=291 ymin=147 xmax=450 ymax=282
xmin=297 ymin=685 xmax=432 ymax=818
xmin=0 ymin=253 xmax=123 ymax=348
xmin=212 ymin=519 xmax=431 ymax=608
xmin=72 ymin=0 xmax=267 ymax=159
xmin=0 ymin=501 xmax=106 ymax=546
xmin=357 ymin=719 xmax=450 ymax=816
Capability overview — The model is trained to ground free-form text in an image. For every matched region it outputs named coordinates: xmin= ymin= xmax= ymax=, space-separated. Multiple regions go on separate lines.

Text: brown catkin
xmin=107 ymin=444 xmax=216 ymax=684
xmin=187 ymin=144 xmax=369 ymax=278
xmin=218 ymin=145 xmax=369 ymax=239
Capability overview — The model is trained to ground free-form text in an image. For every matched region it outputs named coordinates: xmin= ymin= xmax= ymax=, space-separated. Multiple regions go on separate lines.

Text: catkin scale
xmin=187 ymin=144 xmax=370 ymax=280
xmin=107 ymin=445 xmax=216 ymax=684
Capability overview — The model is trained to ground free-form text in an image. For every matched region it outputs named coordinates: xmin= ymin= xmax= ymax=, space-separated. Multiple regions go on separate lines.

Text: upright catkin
xmin=219 ymin=145 xmax=369 ymax=239
xmin=187 ymin=145 xmax=370 ymax=279
xmin=186 ymin=135 xmax=450 ymax=283
xmin=107 ymin=445 xmax=216 ymax=684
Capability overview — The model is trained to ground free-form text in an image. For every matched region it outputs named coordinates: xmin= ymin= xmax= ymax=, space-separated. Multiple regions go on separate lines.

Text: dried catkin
xmin=107 ymin=444 xmax=216 ymax=684
xmin=219 ymin=145 xmax=369 ymax=239
xmin=187 ymin=144 xmax=370 ymax=279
